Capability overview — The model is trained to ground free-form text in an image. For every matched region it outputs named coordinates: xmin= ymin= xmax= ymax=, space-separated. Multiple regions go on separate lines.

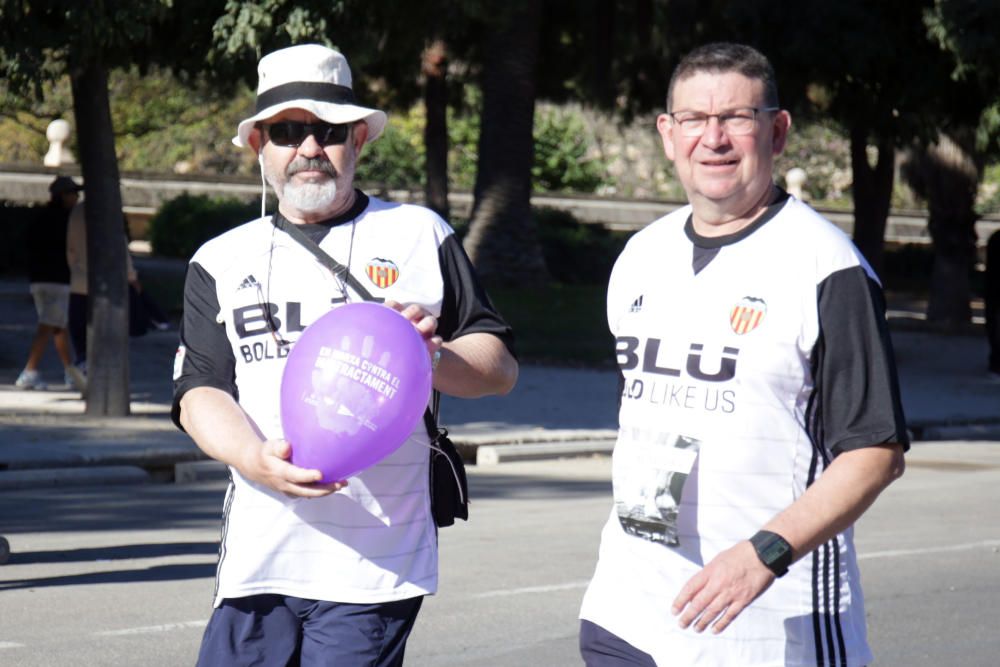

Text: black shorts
xmin=580 ymin=619 xmax=656 ymax=667
xmin=197 ymin=594 xmax=423 ymax=667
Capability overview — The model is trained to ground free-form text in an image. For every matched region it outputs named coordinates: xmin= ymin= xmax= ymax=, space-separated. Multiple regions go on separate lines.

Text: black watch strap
xmin=750 ymin=530 xmax=793 ymax=578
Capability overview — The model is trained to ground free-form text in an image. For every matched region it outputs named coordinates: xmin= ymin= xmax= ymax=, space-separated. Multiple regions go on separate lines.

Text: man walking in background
xmin=15 ymin=175 xmax=86 ymax=394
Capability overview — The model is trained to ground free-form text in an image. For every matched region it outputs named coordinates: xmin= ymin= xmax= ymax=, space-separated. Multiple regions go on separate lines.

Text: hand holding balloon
xmin=384 ymin=299 xmax=443 ymax=360
xmin=239 ymin=437 xmax=348 ymax=498
xmin=281 ymin=303 xmax=434 ymax=483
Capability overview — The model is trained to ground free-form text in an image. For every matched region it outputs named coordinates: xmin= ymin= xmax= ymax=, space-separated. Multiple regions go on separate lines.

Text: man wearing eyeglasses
xmin=579 ymin=43 xmax=908 ymax=666
xmin=172 ymin=44 xmax=517 ymax=666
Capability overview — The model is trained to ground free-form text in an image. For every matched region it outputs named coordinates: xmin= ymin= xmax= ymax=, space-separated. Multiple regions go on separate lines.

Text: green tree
xmin=901 ymin=131 xmax=983 ymax=324
xmin=462 ymin=0 xmax=548 ymax=285
xmin=0 ymin=67 xmax=254 ymax=175
xmin=779 ymin=0 xmax=963 ymax=279
xmin=912 ymin=0 xmax=1000 ymax=325
xmin=0 ymin=1 xmax=226 ymax=416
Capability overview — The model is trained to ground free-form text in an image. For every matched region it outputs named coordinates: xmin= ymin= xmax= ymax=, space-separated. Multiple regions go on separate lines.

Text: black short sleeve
xmin=170 ymin=261 xmax=238 ymax=429
xmin=811 ymin=266 xmax=909 ymax=455
xmin=436 ymin=234 xmax=516 ymax=357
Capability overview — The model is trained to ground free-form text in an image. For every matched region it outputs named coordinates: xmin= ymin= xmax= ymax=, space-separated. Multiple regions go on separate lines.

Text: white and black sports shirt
xmin=581 ymin=192 xmax=908 ymax=667
xmin=172 ymin=191 xmax=513 ymax=606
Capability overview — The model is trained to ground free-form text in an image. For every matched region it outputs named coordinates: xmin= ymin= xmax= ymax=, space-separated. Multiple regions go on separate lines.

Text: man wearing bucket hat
xmin=15 ymin=175 xmax=87 ymax=393
xmin=172 ymin=44 xmax=517 ymax=666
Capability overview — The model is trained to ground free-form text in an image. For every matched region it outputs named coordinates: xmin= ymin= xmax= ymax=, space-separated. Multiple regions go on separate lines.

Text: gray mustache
xmin=287 ymin=158 xmax=337 ymax=178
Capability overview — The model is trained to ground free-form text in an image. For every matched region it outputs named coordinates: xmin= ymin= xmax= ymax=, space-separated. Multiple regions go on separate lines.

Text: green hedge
xmin=534 ymin=207 xmax=630 ymax=284
xmin=148 ymin=193 xmax=261 ymax=259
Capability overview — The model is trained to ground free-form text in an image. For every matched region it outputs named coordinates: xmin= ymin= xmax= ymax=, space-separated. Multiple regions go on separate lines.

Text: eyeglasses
xmin=262 ymin=121 xmax=352 ymax=147
xmin=667 ymin=107 xmax=779 ymax=137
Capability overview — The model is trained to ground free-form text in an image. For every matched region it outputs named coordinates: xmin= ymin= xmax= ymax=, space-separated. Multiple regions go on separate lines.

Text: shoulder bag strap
xmin=271 ymin=214 xmax=380 ymax=303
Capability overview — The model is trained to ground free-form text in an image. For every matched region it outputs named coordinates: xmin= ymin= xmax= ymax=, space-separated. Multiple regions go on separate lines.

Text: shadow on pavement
xmin=469 ymin=469 xmax=611 ymax=500
xmin=4 ymin=541 xmax=218 ymax=566
xmin=0 ymin=562 xmax=216 ymax=591
xmin=0 ymin=485 xmax=225 ymax=534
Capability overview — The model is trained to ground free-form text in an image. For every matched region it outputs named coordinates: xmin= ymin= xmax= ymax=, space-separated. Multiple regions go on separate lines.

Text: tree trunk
xmin=586 ymin=1 xmax=615 ymax=107
xmin=464 ymin=0 xmax=549 ymax=286
xmin=849 ymin=122 xmax=895 ymax=278
xmin=70 ymin=61 xmax=131 ymax=417
xmin=902 ymin=132 xmax=980 ymax=325
xmin=422 ymin=39 xmax=450 ymax=220
xmin=986 ymin=231 xmax=1000 ymax=373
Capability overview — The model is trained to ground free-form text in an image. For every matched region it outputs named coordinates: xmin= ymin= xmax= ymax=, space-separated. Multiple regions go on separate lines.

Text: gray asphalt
xmin=2 ymin=446 xmax=999 ymax=666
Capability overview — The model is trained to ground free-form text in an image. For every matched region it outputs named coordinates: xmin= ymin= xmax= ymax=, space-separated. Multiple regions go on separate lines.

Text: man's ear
xmin=352 ymin=121 xmax=369 ymax=154
xmin=248 ymin=126 xmax=263 ymax=154
xmin=656 ymin=113 xmax=676 ymax=162
xmin=771 ymin=110 xmax=791 ymax=156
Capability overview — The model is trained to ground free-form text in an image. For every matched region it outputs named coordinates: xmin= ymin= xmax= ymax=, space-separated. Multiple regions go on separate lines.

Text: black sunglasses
xmin=263 ymin=121 xmax=352 ymax=147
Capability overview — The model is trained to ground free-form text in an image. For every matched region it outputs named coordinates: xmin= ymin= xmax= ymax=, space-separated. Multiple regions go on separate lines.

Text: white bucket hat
xmin=233 ymin=44 xmax=387 ymax=148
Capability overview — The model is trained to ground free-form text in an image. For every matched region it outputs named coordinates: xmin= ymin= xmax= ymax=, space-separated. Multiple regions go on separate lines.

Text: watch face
xmin=751 ymin=531 xmax=792 ymax=576
xmin=760 ymin=538 xmax=790 ymax=563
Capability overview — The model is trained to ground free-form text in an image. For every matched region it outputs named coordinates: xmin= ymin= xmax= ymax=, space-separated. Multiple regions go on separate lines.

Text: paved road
xmin=855 ymin=442 xmax=1000 ymax=666
xmin=3 ymin=443 xmax=1000 ymax=666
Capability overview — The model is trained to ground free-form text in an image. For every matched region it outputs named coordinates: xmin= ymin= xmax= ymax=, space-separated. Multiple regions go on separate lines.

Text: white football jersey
xmin=173 ymin=192 xmax=512 ymax=607
xmin=581 ymin=194 xmax=907 ymax=667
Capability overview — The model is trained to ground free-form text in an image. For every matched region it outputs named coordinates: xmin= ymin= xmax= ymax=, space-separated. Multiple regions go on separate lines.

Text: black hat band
xmin=255 ymin=82 xmax=357 ymax=113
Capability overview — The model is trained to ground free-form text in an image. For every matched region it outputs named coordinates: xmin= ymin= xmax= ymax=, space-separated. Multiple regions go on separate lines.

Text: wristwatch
xmin=749 ymin=530 xmax=793 ymax=578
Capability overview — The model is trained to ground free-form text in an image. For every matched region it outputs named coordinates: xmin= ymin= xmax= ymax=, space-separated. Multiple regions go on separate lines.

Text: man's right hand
xmin=239 ymin=438 xmax=348 ymax=498
xmin=179 ymin=386 xmax=347 ymax=499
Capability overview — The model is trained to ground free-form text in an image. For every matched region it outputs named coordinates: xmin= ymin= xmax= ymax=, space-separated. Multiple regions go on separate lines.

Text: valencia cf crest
xmin=730 ymin=296 xmax=766 ymax=335
xmin=366 ymin=258 xmax=400 ymax=289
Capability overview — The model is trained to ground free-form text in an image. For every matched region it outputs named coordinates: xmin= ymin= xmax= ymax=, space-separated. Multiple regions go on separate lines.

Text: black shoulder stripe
xmin=437 ymin=234 xmax=515 ymax=356
xmin=812 ymin=266 xmax=908 ymax=454
xmin=171 ymin=261 xmax=238 ymax=430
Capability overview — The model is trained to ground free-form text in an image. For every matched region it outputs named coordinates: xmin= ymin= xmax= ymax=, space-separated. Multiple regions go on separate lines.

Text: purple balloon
xmin=280 ymin=302 xmax=432 ymax=482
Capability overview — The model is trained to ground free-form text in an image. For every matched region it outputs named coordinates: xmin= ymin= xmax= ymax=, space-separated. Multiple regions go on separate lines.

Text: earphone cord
xmin=258 ymin=153 xmax=267 ymax=219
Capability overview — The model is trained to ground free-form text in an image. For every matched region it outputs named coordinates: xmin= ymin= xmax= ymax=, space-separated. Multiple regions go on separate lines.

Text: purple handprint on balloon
xmin=309 ymin=333 xmax=393 ymax=435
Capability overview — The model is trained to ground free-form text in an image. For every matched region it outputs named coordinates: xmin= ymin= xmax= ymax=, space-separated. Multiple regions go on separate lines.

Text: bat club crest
xmin=366 ymin=258 xmax=400 ymax=289
xmin=730 ymin=296 xmax=766 ymax=334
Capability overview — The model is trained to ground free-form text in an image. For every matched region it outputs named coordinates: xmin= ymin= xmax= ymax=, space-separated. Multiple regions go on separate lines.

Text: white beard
xmin=281 ymin=178 xmax=339 ymax=213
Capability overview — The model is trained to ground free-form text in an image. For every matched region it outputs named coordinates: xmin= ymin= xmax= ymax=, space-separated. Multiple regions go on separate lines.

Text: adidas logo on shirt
xmin=237 ymin=274 xmax=260 ymax=291
xmin=629 ymin=295 xmax=644 ymax=313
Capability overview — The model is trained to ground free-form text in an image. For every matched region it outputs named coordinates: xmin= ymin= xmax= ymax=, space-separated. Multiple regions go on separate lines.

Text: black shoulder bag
xmin=273 ymin=215 xmax=469 ymax=527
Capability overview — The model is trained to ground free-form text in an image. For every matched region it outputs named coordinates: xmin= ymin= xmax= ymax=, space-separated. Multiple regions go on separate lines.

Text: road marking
xmin=474 ymin=580 xmax=590 ymax=599
xmin=0 ymin=642 xmax=25 ymax=649
xmin=94 ymin=620 xmax=208 ymax=637
xmin=860 ymin=539 xmax=1000 ymax=560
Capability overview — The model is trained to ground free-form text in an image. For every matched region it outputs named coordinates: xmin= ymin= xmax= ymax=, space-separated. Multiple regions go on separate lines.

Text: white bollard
xmin=43 ymin=119 xmax=76 ymax=167
xmin=785 ymin=167 xmax=807 ymax=200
